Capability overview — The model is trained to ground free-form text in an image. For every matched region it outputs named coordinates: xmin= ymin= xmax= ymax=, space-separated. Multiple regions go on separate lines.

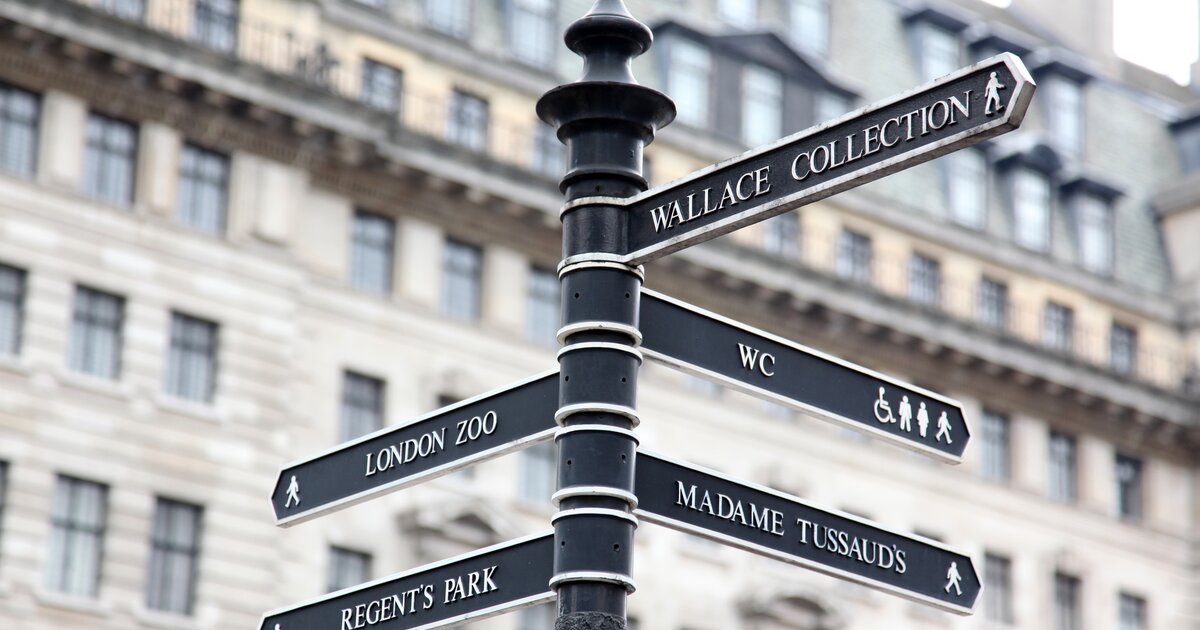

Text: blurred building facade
xmin=0 ymin=0 xmax=1196 ymax=629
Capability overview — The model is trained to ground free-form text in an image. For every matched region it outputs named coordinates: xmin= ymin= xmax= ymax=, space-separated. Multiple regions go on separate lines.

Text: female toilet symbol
xmin=873 ymin=387 xmax=894 ymax=423
xmin=916 ymin=402 xmax=930 ymax=437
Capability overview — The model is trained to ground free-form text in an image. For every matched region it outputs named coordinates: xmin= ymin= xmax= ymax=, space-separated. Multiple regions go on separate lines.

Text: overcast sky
xmin=1113 ymin=0 xmax=1198 ymax=84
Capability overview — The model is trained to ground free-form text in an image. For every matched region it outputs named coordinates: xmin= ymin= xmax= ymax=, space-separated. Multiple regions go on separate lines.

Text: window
xmin=446 ymin=90 xmax=489 ymax=152
xmin=359 ymin=59 xmax=402 ymax=112
xmin=341 ymin=371 xmax=385 ymax=442
xmin=176 ymin=144 xmax=229 ymax=235
xmin=424 ymin=0 xmax=470 ymax=38
xmin=789 ymin=0 xmax=830 ymax=58
xmin=532 ymin=121 xmax=565 ymax=179
xmin=193 ymin=0 xmax=238 ymax=53
xmin=0 ymin=264 xmax=25 ymax=356
xmin=83 ymin=113 xmax=137 ymax=206
xmin=518 ymin=603 xmax=556 ymax=630
xmin=983 ymin=553 xmax=1013 ymax=624
xmin=1115 ymin=453 xmax=1142 ymax=520
xmin=0 ymin=461 xmax=6 ymax=550
xmin=0 ymin=82 xmax=39 ymax=176
xmin=1054 ymin=572 xmax=1081 ymax=630
xmin=441 ymin=239 xmax=482 ymax=321
xmin=1042 ymin=302 xmax=1074 ymax=353
xmin=668 ymin=39 xmax=711 ymax=127
xmin=1048 ymin=432 xmax=1077 ymax=502
xmin=1045 ymin=77 xmax=1084 ymax=156
xmin=980 ymin=410 xmax=1010 ymax=482
xmin=1118 ymin=593 xmax=1147 ymax=630
xmin=45 ymin=476 xmax=107 ymax=597
xmin=835 ymin=229 xmax=871 ymax=283
xmin=519 ymin=442 xmax=556 ymax=502
xmin=907 ymin=253 xmax=941 ymax=307
xmin=742 ymin=64 xmax=783 ymax=147
xmin=816 ymin=91 xmax=850 ymax=125
xmin=98 ymin=0 xmax=145 ymax=20
xmin=1012 ymin=167 xmax=1051 ymax=251
xmin=508 ymin=0 xmax=555 ymax=69
xmin=946 ymin=149 xmax=987 ymax=228
xmin=328 ymin=547 xmax=371 ymax=593
xmin=165 ymin=313 xmax=218 ymax=403
xmin=348 ymin=210 xmax=395 ymax=295
xmin=526 ymin=267 xmax=559 ymax=345
xmin=1076 ymin=194 xmax=1112 ymax=274
xmin=977 ymin=277 xmax=1008 ymax=330
xmin=69 ymin=286 xmax=124 ymax=379
xmin=717 ymin=0 xmax=757 ymax=28
xmin=146 ymin=498 xmax=203 ymax=615
xmin=763 ymin=213 xmax=800 ymax=259
xmin=1109 ymin=323 xmax=1137 ymax=376
xmin=916 ymin=23 xmax=959 ymax=81
xmin=686 ymin=375 xmax=721 ymax=398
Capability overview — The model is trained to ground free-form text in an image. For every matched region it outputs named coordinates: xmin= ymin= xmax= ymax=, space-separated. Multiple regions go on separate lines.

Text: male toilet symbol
xmin=284 ymin=475 xmax=300 ymax=508
xmin=945 ymin=562 xmax=963 ymax=596
xmin=898 ymin=396 xmax=913 ymax=432
xmin=873 ymin=387 xmax=895 ymax=423
xmin=936 ymin=411 xmax=953 ymax=443
xmin=984 ymin=71 xmax=1006 ymax=115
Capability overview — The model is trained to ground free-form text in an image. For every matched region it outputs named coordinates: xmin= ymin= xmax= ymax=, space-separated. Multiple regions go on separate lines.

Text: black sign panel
xmin=272 ymin=371 xmax=559 ymax=526
xmin=640 ymin=290 xmax=969 ymax=462
xmin=582 ymin=54 xmax=1033 ymax=264
xmin=260 ymin=533 xmax=555 ymax=630
xmin=635 ymin=452 xmax=980 ymax=614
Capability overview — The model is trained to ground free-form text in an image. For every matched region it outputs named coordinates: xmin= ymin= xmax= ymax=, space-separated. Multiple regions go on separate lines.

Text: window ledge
xmin=132 ymin=604 xmax=200 ymax=630
xmin=155 ymin=394 xmax=225 ymax=424
xmin=56 ymin=369 xmax=134 ymax=401
xmin=34 ymin=588 xmax=113 ymax=616
xmin=0 ymin=354 xmax=31 ymax=377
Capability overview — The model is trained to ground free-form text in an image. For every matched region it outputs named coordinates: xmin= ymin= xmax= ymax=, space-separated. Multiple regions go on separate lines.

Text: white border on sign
xmin=640 ymin=289 xmax=970 ymax=464
xmin=258 ymin=531 xmax=557 ymax=629
xmin=558 ymin=53 xmax=1036 ymax=265
xmin=633 ymin=451 xmax=981 ymax=616
xmin=271 ymin=369 xmax=560 ymax=527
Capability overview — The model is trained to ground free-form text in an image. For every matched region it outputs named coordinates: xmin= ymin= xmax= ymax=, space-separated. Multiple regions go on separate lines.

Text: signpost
xmin=263 ymin=3 xmax=1034 ymax=627
xmin=634 ymin=451 xmax=981 ymax=614
xmin=640 ymin=290 xmax=970 ymax=462
xmin=259 ymin=533 xmax=555 ymax=630
xmin=559 ymin=52 xmax=1035 ymax=266
xmin=271 ymin=371 xmax=558 ymax=526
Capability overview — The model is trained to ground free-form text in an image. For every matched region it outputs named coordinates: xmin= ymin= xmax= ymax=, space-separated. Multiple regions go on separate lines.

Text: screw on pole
xmin=537 ymin=1 xmax=674 ymax=629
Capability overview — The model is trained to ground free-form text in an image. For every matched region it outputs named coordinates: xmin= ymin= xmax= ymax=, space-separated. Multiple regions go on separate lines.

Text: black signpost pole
xmin=536 ymin=1 xmax=674 ymax=629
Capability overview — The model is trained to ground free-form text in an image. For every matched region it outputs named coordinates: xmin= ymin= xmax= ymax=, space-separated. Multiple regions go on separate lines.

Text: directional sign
xmin=272 ymin=371 xmax=559 ymax=527
xmin=260 ymin=532 xmax=555 ymax=630
xmin=562 ymin=53 xmax=1034 ymax=265
xmin=634 ymin=452 xmax=980 ymax=614
xmin=639 ymin=290 xmax=969 ymax=463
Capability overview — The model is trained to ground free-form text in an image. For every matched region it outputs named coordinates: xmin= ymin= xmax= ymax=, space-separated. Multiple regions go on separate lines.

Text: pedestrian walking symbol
xmin=285 ymin=475 xmax=300 ymax=508
xmin=945 ymin=561 xmax=963 ymax=596
xmin=936 ymin=411 xmax=953 ymax=443
xmin=984 ymin=72 xmax=1006 ymax=115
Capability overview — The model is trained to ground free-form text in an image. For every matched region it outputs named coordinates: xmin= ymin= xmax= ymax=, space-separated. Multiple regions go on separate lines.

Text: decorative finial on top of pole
xmin=537 ymin=0 xmax=674 ymax=200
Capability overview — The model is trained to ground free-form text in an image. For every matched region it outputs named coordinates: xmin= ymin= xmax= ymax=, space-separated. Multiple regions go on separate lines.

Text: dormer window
xmin=743 ymin=64 xmax=783 ymax=146
xmin=425 ymin=0 xmax=470 ymax=39
xmin=668 ymin=38 xmax=712 ymax=127
xmin=507 ymin=0 xmax=556 ymax=69
xmin=718 ymin=0 xmax=758 ymax=29
xmin=789 ymin=0 xmax=830 ymax=58
xmin=1074 ymin=194 xmax=1112 ymax=274
xmin=1012 ymin=167 xmax=1051 ymax=251
xmin=1044 ymin=76 xmax=1085 ymax=157
xmin=916 ymin=22 xmax=960 ymax=81
xmin=945 ymin=147 xmax=988 ymax=228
